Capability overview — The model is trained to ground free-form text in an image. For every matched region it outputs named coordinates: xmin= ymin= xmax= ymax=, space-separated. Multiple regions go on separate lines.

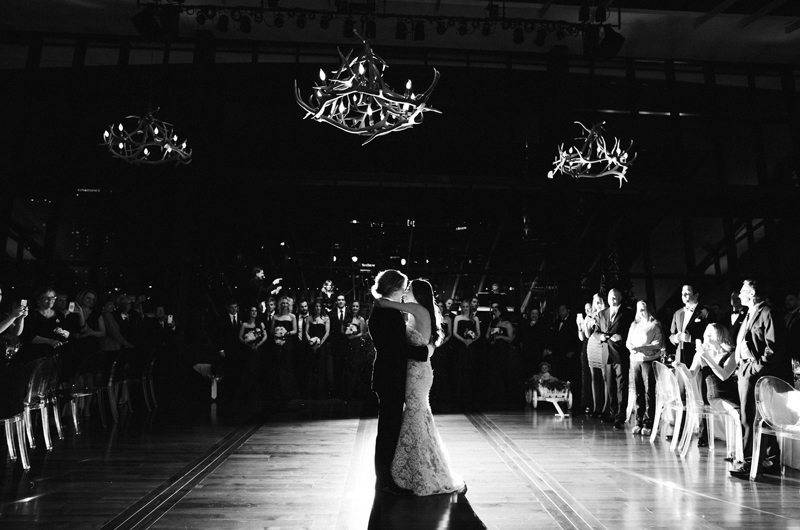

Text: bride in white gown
xmin=374 ymin=278 xmax=466 ymax=496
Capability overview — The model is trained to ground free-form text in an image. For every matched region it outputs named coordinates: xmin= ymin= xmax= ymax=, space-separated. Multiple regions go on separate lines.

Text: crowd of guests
xmin=0 ymin=283 xmax=178 ymax=417
xmin=575 ymin=280 xmax=800 ymax=479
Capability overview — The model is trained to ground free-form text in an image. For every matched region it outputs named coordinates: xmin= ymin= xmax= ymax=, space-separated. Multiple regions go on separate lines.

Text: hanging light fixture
xmin=101 ymin=108 xmax=192 ymax=165
xmin=294 ymin=32 xmax=441 ymax=145
xmin=547 ymin=121 xmax=635 ymax=188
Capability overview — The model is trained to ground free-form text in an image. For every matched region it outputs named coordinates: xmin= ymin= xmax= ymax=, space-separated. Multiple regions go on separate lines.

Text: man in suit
xmin=668 ymin=284 xmax=712 ymax=365
xmin=730 ymin=279 xmax=792 ymax=479
xmin=550 ymin=304 xmax=580 ymax=394
xmin=369 ymin=270 xmax=433 ymax=495
xmin=329 ymin=294 xmax=350 ymax=398
xmin=216 ymin=300 xmax=243 ymax=402
xmin=594 ymin=289 xmax=633 ymax=430
xmin=785 ymin=291 xmax=800 ymax=362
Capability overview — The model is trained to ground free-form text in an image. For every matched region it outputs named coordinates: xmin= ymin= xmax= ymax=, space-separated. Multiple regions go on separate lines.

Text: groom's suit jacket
xmin=369 ymin=306 xmax=429 ymax=398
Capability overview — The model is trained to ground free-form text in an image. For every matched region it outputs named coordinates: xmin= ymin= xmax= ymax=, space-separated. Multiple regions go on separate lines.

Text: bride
xmin=374 ymin=278 xmax=466 ymax=496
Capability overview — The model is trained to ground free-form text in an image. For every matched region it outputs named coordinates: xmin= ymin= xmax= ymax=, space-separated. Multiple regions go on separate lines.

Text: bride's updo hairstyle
xmin=371 ymin=269 xmax=408 ymax=299
xmin=410 ymin=279 xmax=443 ymax=347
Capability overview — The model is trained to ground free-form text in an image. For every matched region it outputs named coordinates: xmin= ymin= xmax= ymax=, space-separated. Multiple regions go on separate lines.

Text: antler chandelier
xmin=294 ymin=34 xmax=441 ymax=145
xmin=101 ymin=109 xmax=192 ymax=165
xmin=547 ymin=121 xmax=635 ymax=188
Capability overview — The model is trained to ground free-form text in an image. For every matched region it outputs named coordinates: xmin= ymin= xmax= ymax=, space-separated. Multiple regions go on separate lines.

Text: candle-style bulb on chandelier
xmin=101 ymin=108 xmax=192 ymax=165
xmin=294 ymin=31 xmax=441 ymax=145
xmin=547 ymin=121 xmax=635 ymax=188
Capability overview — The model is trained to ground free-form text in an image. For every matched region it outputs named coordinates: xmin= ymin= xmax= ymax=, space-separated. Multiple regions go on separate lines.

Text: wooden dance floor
xmin=4 ymin=406 xmax=800 ymax=528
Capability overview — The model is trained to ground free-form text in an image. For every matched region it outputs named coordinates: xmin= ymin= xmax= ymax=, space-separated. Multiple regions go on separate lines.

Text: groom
xmin=369 ymin=269 xmax=433 ymax=495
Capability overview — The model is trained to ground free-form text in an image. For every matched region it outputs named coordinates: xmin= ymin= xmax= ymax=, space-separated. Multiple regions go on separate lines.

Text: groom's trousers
xmin=374 ymin=390 xmax=404 ymax=488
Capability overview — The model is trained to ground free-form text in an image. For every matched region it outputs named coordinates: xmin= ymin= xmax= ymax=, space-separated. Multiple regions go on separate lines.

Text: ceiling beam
xmin=739 ymin=0 xmax=788 ymax=28
xmin=694 ymin=0 xmax=740 ymax=28
xmin=538 ymin=1 xmax=554 ymax=18
xmin=785 ymin=18 xmax=800 ymax=33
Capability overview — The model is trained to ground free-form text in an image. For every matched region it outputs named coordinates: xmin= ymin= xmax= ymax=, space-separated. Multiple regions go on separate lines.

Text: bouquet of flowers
xmin=345 ymin=323 xmax=359 ymax=337
xmin=3 ymin=336 xmax=20 ymax=361
xmin=309 ymin=336 xmax=321 ymax=347
xmin=465 ymin=329 xmax=476 ymax=340
xmin=243 ymin=327 xmax=264 ymax=348
xmin=274 ymin=326 xmax=287 ymax=346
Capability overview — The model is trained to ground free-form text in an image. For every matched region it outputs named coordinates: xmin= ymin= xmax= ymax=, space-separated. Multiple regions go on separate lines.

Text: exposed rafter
xmin=694 ymin=0 xmax=740 ymax=28
xmin=739 ymin=0 xmax=789 ymax=28
xmin=785 ymin=17 xmax=800 ymax=33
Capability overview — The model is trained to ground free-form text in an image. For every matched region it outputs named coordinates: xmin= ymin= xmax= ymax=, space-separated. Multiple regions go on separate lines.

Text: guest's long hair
xmin=634 ymin=300 xmax=655 ymax=324
xmin=410 ymin=278 xmax=442 ymax=347
xmin=703 ymin=323 xmax=733 ymax=350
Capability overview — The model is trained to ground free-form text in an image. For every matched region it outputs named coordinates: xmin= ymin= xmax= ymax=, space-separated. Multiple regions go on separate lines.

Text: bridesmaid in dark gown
xmin=431 ymin=300 xmax=453 ymax=408
xmin=305 ymin=300 xmax=331 ymax=399
xmin=484 ymin=303 xmax=516 ymax=407
xmin=452 ymin=300 xmax=480 ymax=410
xmin=344 ymin=301 xmax=368 ymax=400
xmin=271 ymin=297 xmax=298 ymax=400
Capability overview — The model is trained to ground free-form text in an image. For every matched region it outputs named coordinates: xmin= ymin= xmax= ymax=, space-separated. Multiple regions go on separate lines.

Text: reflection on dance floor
xmin=368 ymin=491 xmax=486 ymax=529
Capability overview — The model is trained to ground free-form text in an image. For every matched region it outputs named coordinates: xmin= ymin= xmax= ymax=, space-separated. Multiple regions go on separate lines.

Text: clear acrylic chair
xmin=650 ymin=361 xmax=686 ymax=452
xmin=674 ymin=364 xmax=741 ymax=459
xmin=22 ymin=357 xmax=60 ymax=452
xmin=751 ymin=376 xmax=800 ymax=480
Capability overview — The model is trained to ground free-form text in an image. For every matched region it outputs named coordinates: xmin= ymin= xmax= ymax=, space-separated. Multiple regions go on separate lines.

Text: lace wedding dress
xmin=390 ymin=325 xmax=465 ymax=496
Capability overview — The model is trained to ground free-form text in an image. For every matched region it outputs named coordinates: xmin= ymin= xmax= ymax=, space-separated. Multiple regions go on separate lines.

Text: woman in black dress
xmin=484 ymin=303 xmax=516 ymax=407
xmin=24 ymin=288 xmax=71 ymax=362
xmin=304 ymin=300 xmax=331 ymax=398
xmin=431 ymin=299 xmax=453 ymax=407
xmin=271 ymin=297 xmax=298 ymax=400
xmin=453 ymin=300 xmax=480 ymax=410
xmin=344 ymin=300 xmax=368 ymax=400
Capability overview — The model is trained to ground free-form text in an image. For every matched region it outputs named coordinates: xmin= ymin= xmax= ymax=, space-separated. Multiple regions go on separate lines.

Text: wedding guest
xmin=729 ymin=291 xmax=748 ymax=340
xmin=453 ymin=299 xmax=480 ymax=409
xmin=432 ymin=299 xmax=454 ymax=404
xmin=24 ymin=288 xmax=71 ymax=361
xmin=444 ymin=298 xmax=456 ymax=319
xmin=485 ymin=302 xmax=516 ymax=406
xmin=669 ymin=284 xmax=711 ymax=366
xmin=271 ymin=296 xmax=299 ymax=399
xmin=551 ymin=304 xmax=579 ymax=388
xmin=584 ymin=294 xmax=609 ymax=417
xmin=521 ymin=308 xmax=550 ymax=379
xmin=0 ymin=285 xmax=27 ymax=339
xmin=319 ymin=280 xmax=335 ymax=312
xmin=345 ymin=300 xmax=368 ymax=399
xmin=305 ymin=300 xmax=332 ymax=398
xmin=625 ymin=301 xmax=664 ymax=435
xmin=591 ymin=289 xmax=633 ymax=430
xmin=786 ymin=290 xmax=800 ymax=362
xmin=244 ymin=266 xmax=268 ymax=308
xmin=295 ymin=299 xmax=311 ymax=395
xmin=329 ymin=294 xmax=350 ymax=398
xmin=730 ymin=279 xmax=792 ymax=479
xmin=688 ymin=322 xmax=740 ymax=448
xmin=72 ymin=289 xmax=106 ymax=380
xmin=239 ymin=306 xmax=268 ymax=405
xmin=296 ymin=300 xmax=310 ymax=343
xmin=216 ymin=300 xmax=243 ymax=402
xmin=576 ymin=302 xmax=593 ymax=415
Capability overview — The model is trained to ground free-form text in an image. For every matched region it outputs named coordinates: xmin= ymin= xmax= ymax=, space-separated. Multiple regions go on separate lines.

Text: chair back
xmin=675 ymin=365 xmax=703 ymax=410
xmin=653 ymin=361 xmax=680 ymax=404
xmin=754 ymin=376 xmax=800 ymax=430
xmin=23 ymin=357 xmax=58 ymax=406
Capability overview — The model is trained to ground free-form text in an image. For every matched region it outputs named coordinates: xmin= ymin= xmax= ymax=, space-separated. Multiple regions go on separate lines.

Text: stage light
xmin=274 ymin=13 xmax=284 ymax=28
xmin=351 ymin=219 xmax=359 ymax=224
xmin=396 ymin=20 xmax=408 ymax=39
xmin=365 ymin=18 xmax=376 ymax=38
xmin=344 ymin=17 xmax=355 ymax=38
xmin=239 ymin=15 xmax=252 ymax=33
xmin=280 ymin=241 xmax=286 ymax=247
xmin=400 ymin=258 xmax=407 ymax=266
xmin=425 ymin=258 xmax=430 ymax=264
xmin=436 ymin=20 xmax=447 ymax=35
xmin=481 ymin=22 xmax=491 ymax=36
xmin=534 ymin=27 xmax=547 ymax=46
xmin=296 ymin=13 xmax=306 ymax=28
xmin=332 ymin=255 xmax=337 ymax=262
xmin=217 ymin=14 xmax=229 ymax=32
xmin=413 ymin=20 xmax=425 ymax=41
xmin=351 ymin=255 xmax=358 ymax=263
xmin=457 ymin=21 xmax=469 ymax=35
xmin=512 ymin=26 xmax=524 ymax=44
xmin=597 ymin=25 xmax=625 ymax=58
xmin=320 ymin=15 xmax=330 ymax=29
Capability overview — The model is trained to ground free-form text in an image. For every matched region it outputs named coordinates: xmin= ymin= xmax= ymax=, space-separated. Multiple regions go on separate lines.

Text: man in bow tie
xmin=669 ymin=284 xmax=711 ymax=366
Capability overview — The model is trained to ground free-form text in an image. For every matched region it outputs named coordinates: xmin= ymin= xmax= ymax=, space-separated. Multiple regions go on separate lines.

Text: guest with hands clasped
xmin=625 ymin=301 xmax=665 ymax=436
xmin=669 ymin=284 xmax=712 ymax=366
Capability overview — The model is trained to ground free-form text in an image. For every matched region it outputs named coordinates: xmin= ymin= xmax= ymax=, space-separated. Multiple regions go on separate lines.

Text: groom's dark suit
xmin=369 ymin=306 xmax=429 ymax=489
